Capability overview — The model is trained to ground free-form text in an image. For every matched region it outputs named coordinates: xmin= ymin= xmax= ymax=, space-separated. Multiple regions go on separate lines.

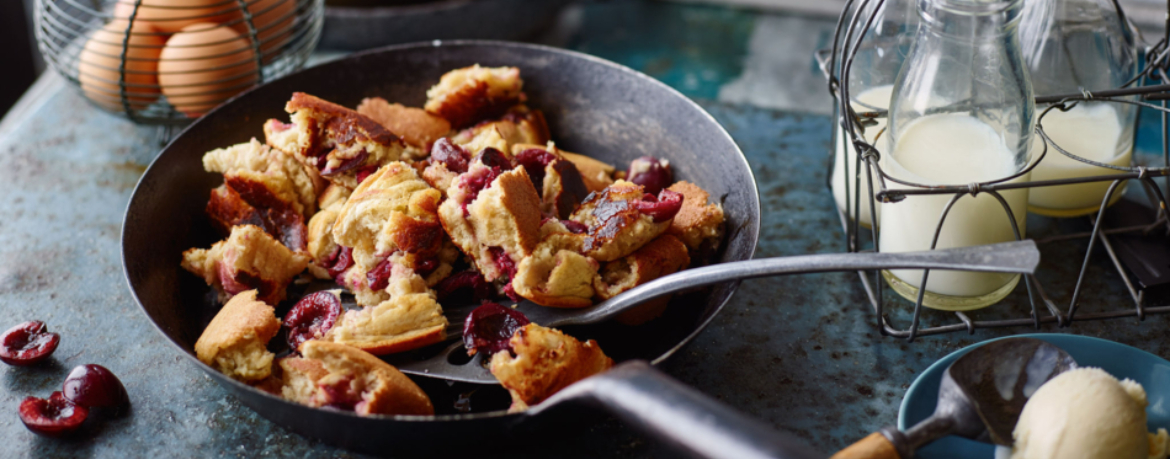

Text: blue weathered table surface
xmin=3 ymin=1 xmax=1169 ymax=457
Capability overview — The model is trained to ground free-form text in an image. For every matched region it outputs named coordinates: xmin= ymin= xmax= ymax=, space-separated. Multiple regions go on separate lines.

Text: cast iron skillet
xmin=122 ymin=41 xmax=790 ymax=456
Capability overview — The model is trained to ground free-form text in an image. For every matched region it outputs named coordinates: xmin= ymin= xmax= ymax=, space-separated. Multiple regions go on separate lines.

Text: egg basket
xmin=34 ymin=0 xmax=324 ymax=125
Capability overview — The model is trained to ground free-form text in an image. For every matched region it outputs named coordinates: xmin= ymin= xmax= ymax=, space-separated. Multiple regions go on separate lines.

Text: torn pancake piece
xmin=194 ymin=290 xmax=281 ymax=383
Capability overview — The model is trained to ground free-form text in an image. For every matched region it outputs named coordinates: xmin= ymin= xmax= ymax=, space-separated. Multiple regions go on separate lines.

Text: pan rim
xmin=121 ymin=39 xmax=762 ymax=423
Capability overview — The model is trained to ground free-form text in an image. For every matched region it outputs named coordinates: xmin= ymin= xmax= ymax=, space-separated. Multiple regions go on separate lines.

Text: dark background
xmin=2 ymin=0 xmax=40 ymax=115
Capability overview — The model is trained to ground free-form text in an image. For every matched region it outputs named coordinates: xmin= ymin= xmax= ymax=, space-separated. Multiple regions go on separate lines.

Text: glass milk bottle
xmin=830 ymin=0 xmax=917 ymax=228
xmin=1020 ymin=0 xmax=1138 ymax=217
xmin=880 ymin=0 xmax=1034 ymax=311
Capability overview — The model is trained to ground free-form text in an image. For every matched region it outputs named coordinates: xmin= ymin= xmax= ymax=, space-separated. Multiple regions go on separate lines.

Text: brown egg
xmin=114 ymin=0 xmax=241 ymax=34
xmin=230 ymin=0 xmax=296 ymax=60
xmin=158 ymin=23 xmax=259 ymax=117
xmin=78 ymin=20 xmax=166 ymax=111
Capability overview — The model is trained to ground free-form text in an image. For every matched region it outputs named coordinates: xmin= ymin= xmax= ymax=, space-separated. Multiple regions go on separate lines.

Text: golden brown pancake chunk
xmin=594 ymin=235 xmax=690 ymax=325
xmin=425 ymin=65 xmax=524 ymax=128
xmin=194 ymin=290 xmax=281 ymax=383
xmin=438 ymin=159 xmax=542 ymax=294
xmin=569 ymin=180 xmax=682 ymax=262
xmin=356 ymin=97 xmax=452 ymax=156
xmin=490 ymin=323 xmax=613 ymax=412
xmin=264 ymin=92 xmax=405 ymax=189
xmin=203 ymin=138 xmax=323 ymax=217
xmin=450 ymin=106 xmax=549 ymax=157
xmin=665 ymin=181 xmax=726 ymax=254
xmin=330 ymin=162 xmax=448 ymax=306
xmin=326 ymin=262 xmax=448 ymax=355
xmin=514 ymin=227 xmax=598 ymax=308
xmin=182 ymin=224 xmax=309 ymax=305
xmin=297 ymin=341 xmax=434 ymax=416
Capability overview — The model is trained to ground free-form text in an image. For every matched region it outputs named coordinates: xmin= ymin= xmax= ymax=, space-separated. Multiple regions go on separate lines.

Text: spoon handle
xmin=537 ymin=239 xmax=1040 ymax=328
xmin=830 ymin=431 xmax=902 ymax=459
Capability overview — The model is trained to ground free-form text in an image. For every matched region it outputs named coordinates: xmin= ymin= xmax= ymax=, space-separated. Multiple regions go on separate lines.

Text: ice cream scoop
xmin=1011 ymin=367 xmax=1165 ymax=459
xmin=832 ymin=337 xmax=1077 ymax=458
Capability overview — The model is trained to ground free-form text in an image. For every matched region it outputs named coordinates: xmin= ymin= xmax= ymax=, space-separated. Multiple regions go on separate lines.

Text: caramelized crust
xmin=595 ymin=235 xmax=690 ymax=325
xmin=425 ymin=65 xmax=524 ymax=128
xmin=325 ymin=263 xmax=448 ymax=355
xmin=264 ymin=92 xmax=405 ymax=189
xmin=356 ymin=97 xmax=451 ymax=153
xmin=665 ymin=181 xmax=725 ymax=252
xmin=300 ymin=341 xmax=434 ymax=416
xmin=203 ymin=138 xmax=322 ymax=216
xmin=182 ymin=225 xmax=309 ymax=305
xmin=489 ymin=324 xmax=613 ymax=412
xmin=570 ymin=180 xmax=672 ymax=262
xmin=194 ymin=290 xmax=281 ymax=383
xmin=206 ymin=184 xmax=308 ymax=252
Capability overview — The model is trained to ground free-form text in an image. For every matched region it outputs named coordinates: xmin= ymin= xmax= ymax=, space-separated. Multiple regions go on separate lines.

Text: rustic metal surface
xmin=2 ymin=1 xmax=1169 ymax=457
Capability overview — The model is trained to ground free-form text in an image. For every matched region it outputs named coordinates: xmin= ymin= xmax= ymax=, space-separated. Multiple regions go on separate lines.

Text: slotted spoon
xmin=394 ymin=240 xmax=1042 ymax=384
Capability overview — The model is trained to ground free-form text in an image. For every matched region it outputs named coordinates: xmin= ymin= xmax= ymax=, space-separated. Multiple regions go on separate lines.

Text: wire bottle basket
xmin=820 ymin=0 xmax=1170 ymax=341
xmin=34 ymin=0 xmax=324 ymax=124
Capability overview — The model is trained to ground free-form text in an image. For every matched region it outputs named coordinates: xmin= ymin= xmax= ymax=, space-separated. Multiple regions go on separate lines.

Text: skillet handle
xmin=534 ymin=361 xmax=824 ymax=459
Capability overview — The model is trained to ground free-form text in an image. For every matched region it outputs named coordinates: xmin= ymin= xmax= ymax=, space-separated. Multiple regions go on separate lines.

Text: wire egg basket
xmin=34 ymin=0 xmax=324 ymax=124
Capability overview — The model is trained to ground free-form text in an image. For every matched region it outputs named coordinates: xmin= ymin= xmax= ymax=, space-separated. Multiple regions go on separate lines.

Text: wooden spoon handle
xmin=830 ymin=432 xmax=901 ymax=459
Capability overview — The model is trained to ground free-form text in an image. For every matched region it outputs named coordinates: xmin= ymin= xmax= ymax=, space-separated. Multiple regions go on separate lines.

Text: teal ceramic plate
xmin=898 ymin=333 xmax=1170 ymax=459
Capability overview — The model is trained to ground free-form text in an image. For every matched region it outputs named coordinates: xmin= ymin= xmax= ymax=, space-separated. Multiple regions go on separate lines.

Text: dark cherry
xmin=434 ymin=271 xmax=493 ymax=301
xmin=463 ymin=302 xmax=530 ymax=356
xmin=355 ymin=165 xmax=379 ymax=185
xmin=561 ymin=219 xmax=588 ymax=234
xmin=514 ymin=148 xmax=557 ymax=189
xmin=627 ymin=156 xmax=673 ymax=195
xmin=320 ymin=150 xmax=369 ymax=176
xmin=415 ymin=258 xmax=439 ymax=276
xmin=19 ymin=392 xmax=88 ymax=437
xmin=325 ymin=246 xmax=355 ymax=280
xmin=284 ymin=291 xmax=342 ymax=351
xmin=459 ymin=166 xmax=504 ymax=216
xmin=634 ymin=189 xmax=684 ymax=223
xmin=0 ymin=321 xmax=60 ymax=366
xmin=473 ymin=148 xmax=512 ymax=171
xmin=430 ymin=138 xmax=470 ymax=174
xmin=488 ymin=247 xmax=518 ymax=280
xmin=366 ymin=258 xmax=394 ymax=291
xmin=62 ymin=364 xmax=129 ymax=409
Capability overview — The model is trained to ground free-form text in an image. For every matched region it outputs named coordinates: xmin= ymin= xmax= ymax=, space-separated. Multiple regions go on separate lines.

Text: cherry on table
xmin=0 ymin=320 xmax=60 ymax=366
xmin=62 ymin=364 xmax=129 ymax=409
xmin=19 ymin=391 xmax=88 ymax=437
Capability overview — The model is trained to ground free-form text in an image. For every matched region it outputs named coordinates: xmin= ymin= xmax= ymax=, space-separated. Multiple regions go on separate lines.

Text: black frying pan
xmin=121 ymin=41 xmax=787 ymax=456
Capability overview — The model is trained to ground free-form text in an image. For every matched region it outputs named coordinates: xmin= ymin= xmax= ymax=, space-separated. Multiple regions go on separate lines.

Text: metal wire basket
xmin=34 ymin=0 xmax=324 ymax=124
xmin=820 ymin=0 xmax=1170 ymax=341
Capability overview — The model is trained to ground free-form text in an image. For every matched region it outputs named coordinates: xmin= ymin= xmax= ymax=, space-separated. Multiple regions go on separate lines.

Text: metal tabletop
xmin=2 ymin=1 xmax=1167 ymax=457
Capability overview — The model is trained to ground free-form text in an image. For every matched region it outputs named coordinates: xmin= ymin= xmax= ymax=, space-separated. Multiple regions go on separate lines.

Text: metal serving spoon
xmin=391 ymin=240 xmax=1042 ymax=384
xmin=831 ymin=337 xmax=1077 ymax=459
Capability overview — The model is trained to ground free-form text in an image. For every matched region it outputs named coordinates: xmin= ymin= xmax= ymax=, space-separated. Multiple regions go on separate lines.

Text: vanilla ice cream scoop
xmin=1011 ymin=367 xmax=1169 ymax=459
